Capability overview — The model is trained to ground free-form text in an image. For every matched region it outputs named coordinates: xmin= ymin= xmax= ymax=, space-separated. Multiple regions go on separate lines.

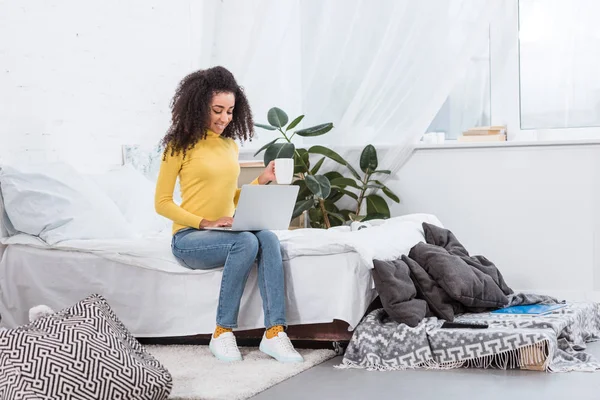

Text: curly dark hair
xmin=161 ymin=66 xmax=254 ymax=158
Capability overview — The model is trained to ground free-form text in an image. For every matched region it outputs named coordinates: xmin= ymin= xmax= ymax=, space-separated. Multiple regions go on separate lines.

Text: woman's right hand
xmin=199 ymin=217 xmax=234 ymax=229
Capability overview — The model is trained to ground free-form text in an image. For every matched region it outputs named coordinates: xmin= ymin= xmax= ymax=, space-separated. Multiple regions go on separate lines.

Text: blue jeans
xmin=171 ymin=228 xmax=287 ymax=329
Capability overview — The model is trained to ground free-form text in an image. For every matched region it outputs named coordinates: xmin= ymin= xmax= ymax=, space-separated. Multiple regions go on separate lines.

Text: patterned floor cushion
xmin=0 ymin=294 xmax=172 ymax=399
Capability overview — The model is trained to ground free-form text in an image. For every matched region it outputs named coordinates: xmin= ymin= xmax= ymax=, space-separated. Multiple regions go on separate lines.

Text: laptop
xmin=204 ymin=184 xmax=300 ymax=231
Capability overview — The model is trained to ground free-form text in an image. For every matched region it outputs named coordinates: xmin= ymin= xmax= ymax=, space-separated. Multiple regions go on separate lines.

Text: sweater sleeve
xmin=155 ymin=151 xmax=204 ymax=229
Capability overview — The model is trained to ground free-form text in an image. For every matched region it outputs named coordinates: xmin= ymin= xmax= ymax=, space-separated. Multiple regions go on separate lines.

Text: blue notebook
xmin=491 ymin=304 xmax=566 ymax=315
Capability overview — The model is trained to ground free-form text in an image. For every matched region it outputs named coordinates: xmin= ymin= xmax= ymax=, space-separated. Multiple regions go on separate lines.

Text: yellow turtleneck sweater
xmin=155 ymin=130 xmax=259 ymax=234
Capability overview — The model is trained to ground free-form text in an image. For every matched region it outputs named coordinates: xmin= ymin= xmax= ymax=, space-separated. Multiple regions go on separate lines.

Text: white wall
xmin=0 ymin=0 xmax=196 ymax=171
xmin=0 ymin=0 xmax=306 ymax=171
xmin=389 ymin=143 xmax=600 ymax=301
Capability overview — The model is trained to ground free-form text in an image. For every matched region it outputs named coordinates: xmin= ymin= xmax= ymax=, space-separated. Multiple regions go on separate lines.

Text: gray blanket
xmin=339 ymin=302 xmax=600 ymax=372
xmin=372 ymin=223 xmax=514 ymax=326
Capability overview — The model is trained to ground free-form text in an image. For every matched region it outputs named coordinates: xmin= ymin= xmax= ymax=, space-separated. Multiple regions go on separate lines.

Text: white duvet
xmin=0 ymin=213 xmax=442 ymax=271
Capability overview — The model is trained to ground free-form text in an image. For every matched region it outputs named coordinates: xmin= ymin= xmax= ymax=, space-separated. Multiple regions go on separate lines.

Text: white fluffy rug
xmin=146 ymin=345 xmax=336 ymax=400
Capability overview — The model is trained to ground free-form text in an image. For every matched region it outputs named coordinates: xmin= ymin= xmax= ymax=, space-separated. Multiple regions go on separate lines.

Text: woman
xmin=155 ymin=66 xmax=303 ymax=363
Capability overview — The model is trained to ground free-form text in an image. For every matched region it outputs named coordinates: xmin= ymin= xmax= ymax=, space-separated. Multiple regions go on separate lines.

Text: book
xmin=491 ymin=304 xmax=567 ymax=315
xmin=457 ymin=133 xmax=506 ymax=142
xmin=463 ymin=125 xmax=507 ymax=136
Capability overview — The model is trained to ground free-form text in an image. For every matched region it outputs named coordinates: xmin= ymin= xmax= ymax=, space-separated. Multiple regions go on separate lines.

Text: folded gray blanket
xmin=372 ymin=223 xmax=548 ymax=327
xmin=340 ymin=303 xmax=599 ymax=373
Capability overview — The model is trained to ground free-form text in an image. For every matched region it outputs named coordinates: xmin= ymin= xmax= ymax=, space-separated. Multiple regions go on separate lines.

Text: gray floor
xmin=253 ymin=343 xmax=600 ymax=400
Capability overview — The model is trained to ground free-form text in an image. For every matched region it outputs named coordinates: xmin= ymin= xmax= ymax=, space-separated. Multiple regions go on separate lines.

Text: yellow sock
xmin=213 ymin=325 xmax=232 ymax=338
xmin=266 ymin=325 xmax=284 ymax=339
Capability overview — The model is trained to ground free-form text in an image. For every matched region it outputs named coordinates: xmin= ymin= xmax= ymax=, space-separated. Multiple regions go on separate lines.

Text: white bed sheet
xmin=0 ymin=243 xmax=376 ymax=337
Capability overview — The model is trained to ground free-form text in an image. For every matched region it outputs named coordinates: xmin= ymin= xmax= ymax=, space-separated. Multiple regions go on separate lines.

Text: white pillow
xmin=91 ymin=165 xmax=170 ymax=235
xmin=0 ymin=162 xmax=135 ymax=244
xmin=348 ymin=214 xmax=444 ymax=262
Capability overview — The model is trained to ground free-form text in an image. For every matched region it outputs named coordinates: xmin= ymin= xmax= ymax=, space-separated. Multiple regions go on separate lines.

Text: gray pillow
xmin=422 ymin=222 xmax=513 ymax=295
xmin=402 ymin=255 xmax=462 ymax=321
xmin=0 ymin=294 xmax=172 ymax=400
xmin=409 ymin=242 xmax=509 ymax=309
xmin=373 ymin=258 xmax=427 ymax=327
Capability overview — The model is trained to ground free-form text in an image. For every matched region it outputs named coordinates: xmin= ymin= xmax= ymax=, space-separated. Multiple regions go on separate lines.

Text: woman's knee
xmin=254 ymin=230 xmax=280 ymax=247
xmin=234 ymin=231 xmax=259 ymax=255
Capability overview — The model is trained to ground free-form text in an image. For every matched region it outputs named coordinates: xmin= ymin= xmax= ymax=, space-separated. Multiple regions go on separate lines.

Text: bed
xmin=0 ymin=160 xmax=444 ymax=348
xmin=0 ymin=234 xmax=375 ymax=338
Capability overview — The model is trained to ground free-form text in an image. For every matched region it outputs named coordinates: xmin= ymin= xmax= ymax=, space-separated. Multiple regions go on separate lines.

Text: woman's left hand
xmin=258 ymin=161 xmax=276 ymax=184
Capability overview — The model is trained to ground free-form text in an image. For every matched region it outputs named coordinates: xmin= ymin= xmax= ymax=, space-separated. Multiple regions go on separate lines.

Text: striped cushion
xmin=0 ymin=294 xmax=172 ymax=399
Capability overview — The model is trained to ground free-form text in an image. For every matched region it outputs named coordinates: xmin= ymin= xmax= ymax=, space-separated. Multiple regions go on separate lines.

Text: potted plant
xmin=255 ymin=107 xmax=399 ymax=228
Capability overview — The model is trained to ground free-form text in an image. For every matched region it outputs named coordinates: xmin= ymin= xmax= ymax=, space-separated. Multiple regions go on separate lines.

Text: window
xmin=427 ymin=34 xmax=491 ymax=139
xmin=519 ymin=0 xmax=600 ymax=129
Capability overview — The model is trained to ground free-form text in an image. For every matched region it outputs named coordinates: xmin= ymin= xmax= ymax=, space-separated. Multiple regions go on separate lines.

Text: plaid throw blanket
xmin=340 ymin=303 xmax=600 ymax=372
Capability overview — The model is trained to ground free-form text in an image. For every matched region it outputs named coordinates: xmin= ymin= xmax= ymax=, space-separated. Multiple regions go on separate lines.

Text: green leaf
xmin=264 ymin=143 xmax=295 ymax=166
xmin=364 ymin=183 xmax=384 ymax=190
xmin=286 ymin=115 xmax=305 ymax=131
xmin=324 ymin=199 xmax=340 ymax=211
xmin=267 ymin=107 xmax=289 ymax=128
xmin=327 ymin=211 xmax=346 ymax=224
xmin=373 ymin=169 xmax=392 ymax=175
xmin=360 ymin=144 xmax=378 ymax=173
xmin=292 ymin=198 xmax=314 ymax=219
xmin=340 ymin=209 xmax=353 ymax=222
xmin=308 ymin=208 xmax=324 ymax=229
xmin=327 ymin=190 xmax=344 ymax=203
xmin=382 ymin=186 xmax=400 ymax=203
xmin=294 ymin=149 xmax=310 ymax=174
xmin=366 ymin=194 xmax=390 ymax=218
xmin=305 ymin=175 xmax=322 ymax=198
xmin=254 ymin=123 xmax=277 ymax=131
xmin=363 ymin=213 xmax=389 ymax=221
xmin=305 ymin=174 xmax=331 ymax=199
xmin=349 ymin=213 xmax=365 ymax=222
xmin=308 ymin=145 xmax=348 ymax=165
xmin=373 ymin=180 xmax=400 ymax=203
xmin=329 ymin=177 xmax=360 ymax=189
xmin=345 ymin=163 xmax=362 ymax=180
xmin=323 ymin=202 xmax=344 ymax=227
xmin=324 ymin=171 xmax=344 ymax=181
xmin=295 ymin=123 xmax=334 ymax=137
xmin=294 ymin=179 xmax=311 ymax=200
xmin=315 ymin=175 xmax=331 ymax=199
xmin=253 ymin=138 xmax=281 ymax=157
xmin=333 ymin=188 xmax=358 ymax=200
xmin=310 ymin=157 xmax=325 ymax=175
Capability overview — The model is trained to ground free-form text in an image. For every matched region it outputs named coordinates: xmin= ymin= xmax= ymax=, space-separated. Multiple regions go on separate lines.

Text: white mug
xmin=274 ymin=158 xmax=294 ymax=184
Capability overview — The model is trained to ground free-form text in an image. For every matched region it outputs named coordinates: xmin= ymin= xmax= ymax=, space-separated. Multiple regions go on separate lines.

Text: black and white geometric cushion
xmin=0 ymin=294 xmax=172 ymax=400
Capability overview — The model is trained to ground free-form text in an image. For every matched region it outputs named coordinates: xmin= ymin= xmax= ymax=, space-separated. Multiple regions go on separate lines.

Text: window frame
xmin=491 ymin=0 xmax=600 ymax=141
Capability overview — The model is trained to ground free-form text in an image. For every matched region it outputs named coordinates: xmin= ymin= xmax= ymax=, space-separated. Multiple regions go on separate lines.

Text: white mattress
xmin=0 ymin=243 xmax=376 ymax=337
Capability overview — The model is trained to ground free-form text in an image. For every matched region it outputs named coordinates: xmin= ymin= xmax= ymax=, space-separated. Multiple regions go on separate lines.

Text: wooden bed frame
xmin=139 ymin=298 xmax=382 ymax=355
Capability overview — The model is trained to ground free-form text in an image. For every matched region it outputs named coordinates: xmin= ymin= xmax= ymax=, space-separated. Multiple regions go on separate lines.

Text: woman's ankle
xmin=265 ymin=325 xmax=284 ymax=339
xmin=213 ymin=325 xmax=233 ymax=338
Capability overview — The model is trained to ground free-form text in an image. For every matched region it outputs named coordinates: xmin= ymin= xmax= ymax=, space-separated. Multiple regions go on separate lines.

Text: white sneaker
xmin=209 ymin=332 xmax=242 ymax=362
xmin=259 ymin=332 xmax=304 ymax=363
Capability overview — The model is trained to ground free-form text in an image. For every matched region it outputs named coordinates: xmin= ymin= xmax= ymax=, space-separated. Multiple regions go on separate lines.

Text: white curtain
xmin=193 ymin=0 xmax=304 ymax=149
xmin=195 ymin=0 xmax=497 ymax=177
xmin=300 ymin=0 xmax=496 ymax=181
